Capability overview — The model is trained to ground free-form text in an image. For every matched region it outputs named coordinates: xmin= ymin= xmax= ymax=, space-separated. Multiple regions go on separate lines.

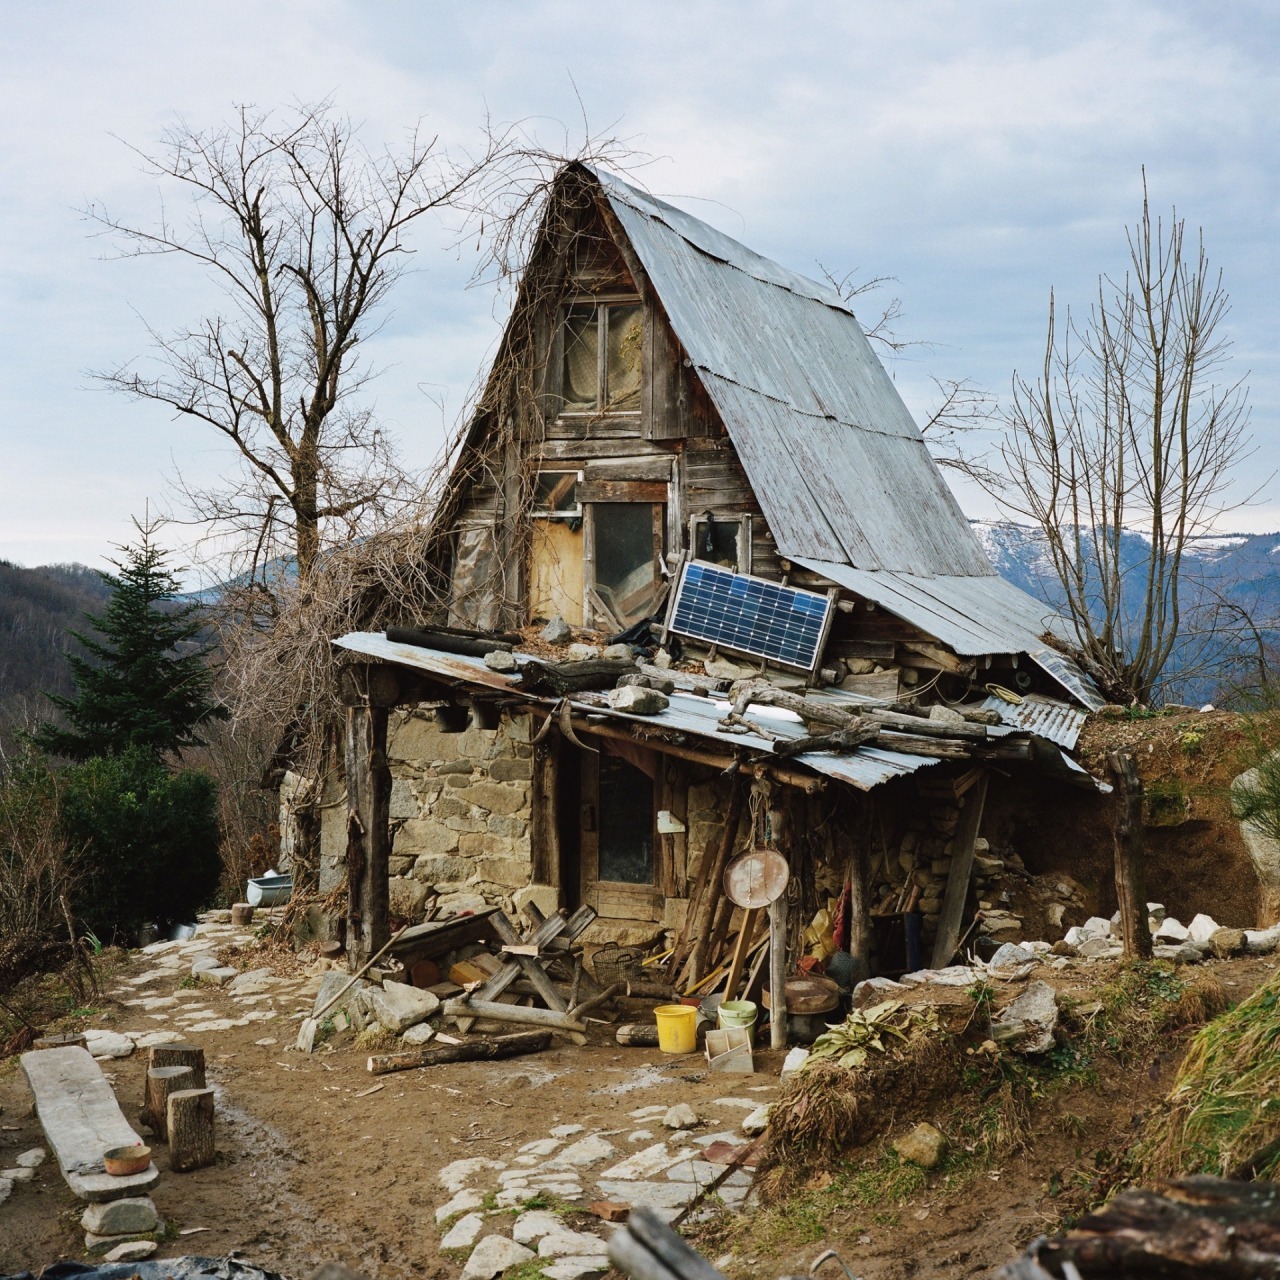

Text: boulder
xmin=441 ymin=1212 xmax=485 ymax=1250
xmin=312 ymin=972 xmax=369 ymax=1018
xmin=81 ymin=1197 xmax=159 ymax=1236
xmin=1155 ymin=918 xmax=1190 ymax=943
xmin=988 ymin=943 xmax=1037 ymax=970
xmin=602 ymin=643 xmax=633 ymax=661
xmin=388 ymin=876 xmax=430 ymax=920
xmin=82 ymin=1030 xmax=135 ymax=1059
xmin=992 ymin=980 xmax=1058 ymax=1053
xmin=1155 ymin=943 xmax=1204 ymax=964
xmin=1209 ymin=927 xmax=1246 ymax=958
xmin=663 ymin=1103 xmax=699 ymax=1130
xmin=1244 ymin=923 xmax=1280 ymax=954
xmin=367 ymin=981 xmax=440 ymax=1033
xmin=1188 ymin=913 xmax=1221 ymax=945
xmin=483 ymin=650 xmax=517 ymax=672
xmin=566 ymin=643 xmax=601 ymax=661
xmin=462 ymin=1236 xmax=535 ymax=1280
xmin=1081 ymin=916 xmax=1114 ymax=941
xmin=1077 ymin=936 xmax=1123 ymax=959
xmin=541 ymin=617 xmax=573 ymax=646
xmin=892 ymin=1122 xmax=948 ymax=1169
xmin=607 ymin=686 xmax=669 ymax=716
xmin=1063 ymin=926 xmax=1087 ymax=947
xmin=742 ymin=1104 xmax=773 ymax=1136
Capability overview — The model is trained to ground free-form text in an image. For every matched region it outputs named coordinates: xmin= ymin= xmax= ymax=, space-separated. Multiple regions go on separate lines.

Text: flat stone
xmin=312 ymin=972 xmax=369 ymax=1018
xmin=538 ymin=1229 xmax=609 ymax=1258
xmin=626 ymin=1108 xmax=665 ymax=1120
xmin=663 ymin=1159 xmax=718 ymax=1184
xmin=15 ymin=1147 xmax=46 ymax=1169
xmin=104 ymin=1241 xmax=158 ymax=1263
xmin=401 ymin=1022 xmax=436 ymax=1046
xmin=628 ymin=1129 xmax=654 ymax=1142
xmin=198 ymin=966 xmax=238 ymax=986
xmin=543 ymin=1260 xmax=610 ymax=1280
xmin=664 ymin=1103 xmax=699 ymax=1129
xmin=461 ymin=1236 xmax=535 ymax=1280
xmin=1188 ymin=913 xmax=1221 ymax=944
xmin=710 ymin=1097 xmax=756 ymax=1109
xmin=781 ymin=1047 xmax=810 ymax=1081
xmin=988 ymin=943 xmax=1037 ymax=970
xmin=1155 ymin=943 xmax=1204 ymax=964
xmin=190 ymin=954 xmax=221 ymax=974
xmin=228 ymin=968 xmax=277 ymax=996
xmin=993 ymin=980 xmax=1058 ymax=1054
xmin=566 ymin=643 xmax=601 ymax=661
xmin=899 ymin=965 xmax=978 ymax=987
xmin=4 ymin=1166 xmax=34 ymax=1182
xmin=367 ymin=981 xmax=440 ymax=1033
xmin=513 ymin=1209 xmax=565 ymax=1245
xmin=186 ymin=1018 xmax=247 ymax=1032
xmin=435 ymin=1187 xmax=485 ymax=1224
xmin=81 ymin=1196 xmax=159 ymax=1235
xmin=1077 ymin=936 xmax=1123 ymax=959
xmin=596 ymin=1179 xmax=693 ymax=1210
xmin=438 ymin=1156 xmax=506 ymax=1194
xmin=19 ymin=1046 xmax=158 ymax=1202
xmin=441 ymin=1212 xmax=485 ymax=1249
xmin=601 ymin=1142 xmax=687 ymax=1181
xmin=893 ymin=1122 xmax=947 ymax=1169
xmin=549 ymin=1134 xmax=615 ymax=1168
xmin=82 ymin=1030 xmax=135 ymax=1059
xmin=132 ymin=1030 xmax=186 ymax=1048
xmin=607 ymin=686 xmax=669 ymax=715
xmin=541 ymin=617 xmax=573 ymax=646
xmin=742 ymin=1105 xmax=772 ymax=1136
xmin=519 ymin=1137 xmax=562 ymax=1156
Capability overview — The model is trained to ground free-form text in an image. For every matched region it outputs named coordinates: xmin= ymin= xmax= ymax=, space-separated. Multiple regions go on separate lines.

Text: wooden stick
xmin=315 ymin=923 xmax=411 ymax=1023
xmin=568 ymin=981 xmax=626 ymax=1022
xmin=722 ymin=908 xmax=761 ymax=1001
xmin=683 ymin=780 xmax=746 ymax=985
xmin=443 ymin=998 xmax=586 ymax=1033
xmin=367 ymin=1030 xmax=552 ymax=1076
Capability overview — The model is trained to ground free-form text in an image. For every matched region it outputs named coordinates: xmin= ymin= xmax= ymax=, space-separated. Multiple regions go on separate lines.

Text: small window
xmin=560 ymin=301 xmax=642 ymax=413
xmin=532 ymin=471 xmax=581 ymax=519
xmin=691 ymin=513 xmax=751 ymax=573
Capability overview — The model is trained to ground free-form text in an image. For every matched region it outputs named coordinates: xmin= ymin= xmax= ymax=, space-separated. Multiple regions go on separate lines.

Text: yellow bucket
xmin=654 ymin=1003 xmax=698 ymax=1054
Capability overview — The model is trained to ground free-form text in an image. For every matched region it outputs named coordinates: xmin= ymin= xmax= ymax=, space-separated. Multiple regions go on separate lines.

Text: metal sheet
xmin=332 ymin=632 xmax=524 ymax=693
xmin=980 ymin=693 xmax=1089 ymax=750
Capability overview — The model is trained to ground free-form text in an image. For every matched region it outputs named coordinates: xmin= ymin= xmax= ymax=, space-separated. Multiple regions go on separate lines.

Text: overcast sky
xmin=3 ymin=1 xmax=1278 ymax=579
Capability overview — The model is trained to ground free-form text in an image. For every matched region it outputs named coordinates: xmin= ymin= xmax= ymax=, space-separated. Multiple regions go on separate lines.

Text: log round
xmin=144 ymin=1066 xmax=193 ymax=1142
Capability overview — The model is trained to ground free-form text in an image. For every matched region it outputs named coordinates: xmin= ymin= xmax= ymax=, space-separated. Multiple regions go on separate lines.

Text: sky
xmin=2 ymin=1 xmax=1279 ymax=581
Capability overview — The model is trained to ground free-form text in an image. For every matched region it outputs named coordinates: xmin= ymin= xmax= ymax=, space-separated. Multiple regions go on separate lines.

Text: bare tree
xmin=91 ymin=102 xmax=508 ymax=585
xmin=990 ymin=176 xmax=1253 ymax=704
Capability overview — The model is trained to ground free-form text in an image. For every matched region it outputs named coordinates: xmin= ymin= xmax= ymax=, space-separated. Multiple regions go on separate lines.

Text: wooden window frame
xmin=582 ymin=496 xmax=667 ymax=632
xmin=688 ymin=513 xmax=753 ymax=574
xmin=555 ymin=296 xmax=644 ymax=419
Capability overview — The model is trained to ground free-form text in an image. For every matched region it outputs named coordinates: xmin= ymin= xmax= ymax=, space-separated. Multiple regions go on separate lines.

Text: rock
xmin=437 ymin=892 xmax=490 ymax=917
xmin=993 ymin=980 xmax=1059 ymax=1053
xmin=988 ymin=943 xmax=1037 ymax=970
xmin=663 ymin=1103 xmax=699 ymax=1130
xmin=1155 ymin=918 xmax=1190 ymax=943
xmin=1188 ymin=913 xmax=1222 ymax=944
xmin=567 ymin=643 xmax=601 ymax=661
xmin=513 ymin=1209 xmax=565 ymax=1245
xmin=1081 ymin=916 xmax=1113 ymax=941
xmin=0 ymin=1176 xmax=11 ymax=1204
xmin=15 ymin=1147 xmax=46 ymax=1169
xmin=1077 ymin=936 xmax=1123 ymax=959
xmin=402 ymin=1022 xmax=436 ymax=1046
xmin=1046 ymin=903 xmax=1067 ymax=931
xmin=1051 ymin=939 xmax=1075 ymax=956
xmin=781 ymin=1047 xmax=810 ymax=1081
xmin=441 ymin=1212 xmax=485 ymax=1250
xmin=892 ymin=1122 xmax=948 ymax=1169
xmin=602 ymin=644 xmax=633 ymax=661
xmin=1155 ymin=943 xmax=1204 ymax=964
xmin=928 ymin=704 xmax=965 ymax=726
xmin=550 ymin=1134 xmax=616 ymax=1168
xmin=3 ymin=1166 xmax=34 ymax=1182
xmin=81 ymin=1197 xmax=160 ymax=1235
xmin=742 ymin=1104 xmax=773 ymax=1136
xmin=198 ymin=966 xmax=238 ymax=986
xmin=514 ymin=884 xmax=560 ymax=919
xmin=462 ymin=1236 xmax=535 ymax=1280
xmin=227 ymin=967 xmax=275 ymax=996
xmin=435 ymin=1187 xmax=485 ymax=1224
xmin=484 ymin=650 xmax=517 ymax=672
xmin=539 ymin=1230 xmax=608 ymax=1258
xmin=190 ymin=953 xmax=221 ymax=974
xmin=851 ymin=976 xmax=907 ymax=1005
xmin=104 ymin=1242 xmax=158 ymax=1264
xmin=704 ymin=656 xmax=756 ymax=680
xmin=541 ymin=617 xmax=573 ymax=646
xmin=900 ymin=965 xmax=978 ymax=987
xmin=82 ymin=1030 xmax=135 ymax=1059
xmin=1064 ymin=926 xmax=1087 ymax=947
xmin=437 ymin=1156 xmax=506 ymax=1194
xmin=1147 ymin=903 xmax=1167 ymax=924
xmin=313 ymin=972 xmax=368 ymax=1018
xmin=551 ymin=1123 xmax=586 ymax=1137
xmin=368 ymin=981 xmax=440 ymax=1033
xmin=607 ymin=686 xmax=669 ymax=716
xmin=388 ymin=876 xmax=430 ymax=920
xmin=543 ymin=1260 xmax=610 ymax=1280
xmin=1245 ymin=923 xmax=1280 ymax=954
xmin=1210 ymin=927 xmax=1246 ymax=958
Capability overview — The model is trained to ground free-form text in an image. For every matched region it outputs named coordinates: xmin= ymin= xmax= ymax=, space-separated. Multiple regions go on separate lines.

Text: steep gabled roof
xmin=591 ymin=167 xmax=993 ymax=578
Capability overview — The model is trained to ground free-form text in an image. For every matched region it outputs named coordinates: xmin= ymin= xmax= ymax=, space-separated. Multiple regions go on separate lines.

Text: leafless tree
xmin=90 ymin=102 xmax=512 ymax=586
xmin=989 ymin=176 xmax=1254 ymax=704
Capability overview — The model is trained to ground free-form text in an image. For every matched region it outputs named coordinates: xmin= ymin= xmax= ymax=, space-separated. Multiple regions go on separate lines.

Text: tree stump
xmin=231 ymin=903 xmax=255 ymax=927
xmin=166 ymin=1087 xmax=215 ymax=1172
xmin=144 ymin=1066 xmax=193 ymax=1141
xmin=148 ymin=1043 xmax=206 ymax=1088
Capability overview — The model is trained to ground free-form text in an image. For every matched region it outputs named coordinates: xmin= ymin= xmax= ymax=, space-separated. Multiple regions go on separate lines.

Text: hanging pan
xmin=723 ymin=847 xmax=790 ymax=909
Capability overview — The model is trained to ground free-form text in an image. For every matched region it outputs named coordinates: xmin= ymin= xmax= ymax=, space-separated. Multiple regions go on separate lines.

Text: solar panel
xmin=668 ymin=561 xmax=833 ymax=671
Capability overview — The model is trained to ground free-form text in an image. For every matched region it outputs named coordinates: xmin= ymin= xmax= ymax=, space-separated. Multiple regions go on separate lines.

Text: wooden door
xmin=529 ymin=518 xmax=584 ymax=625
xmin=579 ymin=751 xmax=662 ymax=922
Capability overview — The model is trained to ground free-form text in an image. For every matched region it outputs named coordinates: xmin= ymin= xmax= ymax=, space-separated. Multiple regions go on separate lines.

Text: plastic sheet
xmin=2 ymin=1257 xmax=286 ymax=1280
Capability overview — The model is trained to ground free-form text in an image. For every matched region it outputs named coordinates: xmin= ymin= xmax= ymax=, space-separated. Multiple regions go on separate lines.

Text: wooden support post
xmin=1109 ymin=749 xmax=1153 ymax=959
xmin=342 ymin=665 xmax=396 ymax=970
xmin=144 ymin=1066 xmax=193 ymax=1142
xmin=167 ymin=1087 xmax=215 ymax=1172
xmin=681 ymin=780 xmax=747 ymax=986
xmin=847 ymin=838 xmax=871 ymax=984
xmin=930 ymin=773 xmax=990 ymax=969
xmin=768 ymin=896 xmax=789 ymax=1049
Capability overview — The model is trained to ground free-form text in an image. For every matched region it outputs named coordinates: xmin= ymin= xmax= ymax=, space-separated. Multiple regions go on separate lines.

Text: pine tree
xmin=33 ymin=522 xmax=227 ymax=761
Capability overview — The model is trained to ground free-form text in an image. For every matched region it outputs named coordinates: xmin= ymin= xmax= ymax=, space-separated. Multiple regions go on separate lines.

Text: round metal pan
xmin=723 ymin=847 xmax=790 ymax=909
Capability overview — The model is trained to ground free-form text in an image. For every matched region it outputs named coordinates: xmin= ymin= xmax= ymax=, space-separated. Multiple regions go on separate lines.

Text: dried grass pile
xmin=1131 ymin=968 xmax=1280 ymax=1182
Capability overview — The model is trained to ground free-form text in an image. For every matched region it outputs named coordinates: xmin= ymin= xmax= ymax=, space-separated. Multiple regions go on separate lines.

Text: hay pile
xmin=1132 ymin=968 xmax=1280 ymax=1182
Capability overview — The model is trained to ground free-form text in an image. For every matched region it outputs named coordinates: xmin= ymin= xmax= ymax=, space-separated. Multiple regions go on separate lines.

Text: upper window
xmin=561 ymin=302 xmax=643 ymax=413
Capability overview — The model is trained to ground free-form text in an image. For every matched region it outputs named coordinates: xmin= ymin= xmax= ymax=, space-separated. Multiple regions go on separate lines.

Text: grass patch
xmin=503 ymin=1262 xmax=553 ymax=1280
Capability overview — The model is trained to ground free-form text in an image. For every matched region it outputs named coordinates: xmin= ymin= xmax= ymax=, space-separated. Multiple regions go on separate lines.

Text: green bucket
xmin=717 ymin=999 xmax=758 ymax=1039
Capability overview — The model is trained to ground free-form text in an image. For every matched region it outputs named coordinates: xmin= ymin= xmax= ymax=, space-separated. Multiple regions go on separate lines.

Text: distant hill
xmin=0 ymin=561 xmax=113 ymax=762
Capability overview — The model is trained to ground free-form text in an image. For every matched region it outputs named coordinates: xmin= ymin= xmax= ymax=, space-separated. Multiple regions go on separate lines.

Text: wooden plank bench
xmin=20 ymin=1045 xmax=160 ymax=1202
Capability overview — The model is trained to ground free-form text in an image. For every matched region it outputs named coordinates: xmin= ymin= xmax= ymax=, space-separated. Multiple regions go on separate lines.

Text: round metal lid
xmin=723 ymin=847 xmax=790 ymax=909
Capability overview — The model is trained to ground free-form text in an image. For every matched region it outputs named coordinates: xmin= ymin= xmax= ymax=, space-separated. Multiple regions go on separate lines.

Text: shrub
xmin=60 ymin=748 xmax=221 ymax=939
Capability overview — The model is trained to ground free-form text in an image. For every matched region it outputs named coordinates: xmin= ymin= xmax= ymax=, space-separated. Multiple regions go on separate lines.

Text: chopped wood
xmin=896 ymin=641 xmax=977 ymax=676
xmin=144 ymin=1065 xmax=193 ymax=1142
xmin=616 ymin=1024 xmax=661 ymax=1047
xmin=166 ymin=1087 xmax=215 ymax=1172
xmin=569 ymin=981 xmax=627 ymax=1022
xmin=769 ymin=724 xmax=879 ymax=759
xmin=1109 ymin=749 xmax=1153 ymax=960
xmin=354 ymin=1083 xmax=385 ymax=1098
xmin=862 ymin=707 xmax=989 ymax=739
xmin=385 ymin=626 xmax=512 ymax=657
xmin=728 ymin=680 xmax=860 ymax=730
xmin=517 ymin=658 xmax=637 ymax=696
xmin=930 ymin=774 xmax=989 ymax=968
xmin=443 ymin=998 xmax=586 ymax=1033
xmin=367 ymin=1030 xmax=553 ymax=1076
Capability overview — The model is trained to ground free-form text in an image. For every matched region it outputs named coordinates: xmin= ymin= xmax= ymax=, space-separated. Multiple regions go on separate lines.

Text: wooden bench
xmin=20 ymin=1045 xmax=159 ymax=1202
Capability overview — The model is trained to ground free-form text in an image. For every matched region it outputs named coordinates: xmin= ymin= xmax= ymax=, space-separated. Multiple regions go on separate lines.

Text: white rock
xmin=518 ymin=1138 xmax=562 ymax=1156
xmin=543 ymin=1260 xmax=609 ymax=1280
xmin=566 ymin=643 xmax=601 ymax=661
xmin=441 ymin=1213 xmax=485 ymax=1250
xmin=742 ymin=1105 xmax=773 ymax=1136
xmin=462 ymin=1237 xmax=535 ymax=1280
xmin=1155 ymin=918 xmax=1190 ymax=943
xmin=625 ymin=1108 xmax=665 ymax=1120
xmin=228 ymin=968 xmax=276 ymax=996
xmin=628 ymin=1130 xmax=653 ymax=1143
xmin=539 ymin=1229 xmax=609 ymax=1258
xmin=81 ymin=1197 xmax=159 ymax=1235
xmin=1188 ymin=913 xmax=1221 ymax=944
xmin=190 ymin=953 xmax=221 ymax=973
xmin=198 ymin=966 xmax=238 ymax=986
xmin=15 ymin=1148 xmax=46 ymax=1169
xmin=993 ymin=979 xmax=1059 ymax=1053
xmin=367 ymin=981 xmax=440 ymax=1033
xmin=513 ymin=1209 xmax=565 ymax=1245
xmin=1147 ymin=903 xmax=1167 ymax=924
xmin=1064 ymin=926 xmax=1087 ymax=947
xmin=601 ymin=1142 xmax=687 ymax=1181
xmin=987 ymin=943 xmax=1037 ymax=970
xmin=781 ymin=1047 xmax=810 ymax=1081
xmin=401 ymin=1022 xmax=436 ymax=1046
xmin=900 ymin=965 xmax=978 ymax=987
xmin=1081 ymin=916 xmax=1113 ymax=941
xmin=82 ymin=1030 xmax=134 ymax=1058
xmin=607 ymin=686 xmax=669 ymax=715
xmin=104 ymin=1242 xmax=158 ymax=1263
xmin=438 ymin=1156 xmax=506 ymax=1194
xmin=3 ymin=1166 xmax=34 ymax=1182
xmin=133 ymin=1030 xmax=187 ymax=1048
xmin=549 ymin=1134 xmax=615 ymax=1168
xmin=1078 ymin=936 xmax=1123 ymax=959
xmin=1245 ymin=923 xmax=1280 ymax=954
xmin=663 ymin=1103 xmax=699 ymax=1129
xmin=435 ymin=1187 xmax=485 ymax=1224
xmin=551 ymin=1123 xmax=587 ymax=1137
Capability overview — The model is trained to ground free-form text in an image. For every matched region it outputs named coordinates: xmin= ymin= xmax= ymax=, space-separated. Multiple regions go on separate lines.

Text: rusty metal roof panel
xmin=593 ymin=169 xmax=993 ymax=578
xmin=980 ymin=693 xmax=1089 ymax=751
xmin=332 ymin=632 xmax=523 ymax=692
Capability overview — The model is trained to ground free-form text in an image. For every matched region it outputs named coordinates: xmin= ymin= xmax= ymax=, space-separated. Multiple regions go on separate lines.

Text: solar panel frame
xmin=666 ymin=560 xmax=835 ymax=673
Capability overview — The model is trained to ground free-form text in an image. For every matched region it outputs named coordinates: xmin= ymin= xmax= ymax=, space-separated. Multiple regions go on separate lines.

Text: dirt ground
xmin=3 ymin=925 xmax=1275 ymax=1280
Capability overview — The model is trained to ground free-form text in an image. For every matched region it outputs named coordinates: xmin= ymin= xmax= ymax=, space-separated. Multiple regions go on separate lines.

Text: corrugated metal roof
xmin=593 ymin=169 xmax=993 ymax=579
xmin=980 ymin=693 xmax=1089 ymax=750
xmin=333 ymin=632 xmax=939 ymax=791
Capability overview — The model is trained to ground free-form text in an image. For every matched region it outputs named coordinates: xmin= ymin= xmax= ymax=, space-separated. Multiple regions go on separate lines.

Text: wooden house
xmin=319 ymin=165 xmax=1105 ymax=1004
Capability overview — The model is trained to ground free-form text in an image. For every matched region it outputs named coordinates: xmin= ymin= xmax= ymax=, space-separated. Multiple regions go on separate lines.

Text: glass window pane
xmin=598 ymin=755 xmax=653 ymax=884
xmin=533 ymin=471 xmax=579 ymax=514
xmin=562 ymin=305 xmax=599 ymax=410
xmin=594 ymin=503 xmax=663 ymax=626
xmin=605 ymin=304 xmax=642 ymax=410
xmin=693 ymin=516 xmax=742 ymax=569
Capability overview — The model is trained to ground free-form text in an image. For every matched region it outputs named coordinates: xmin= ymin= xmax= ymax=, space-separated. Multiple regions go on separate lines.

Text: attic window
xmin=532 ymin=470 xmax=581 ymax=519
xmin=561 ymin=301 xmax=642 ymax=413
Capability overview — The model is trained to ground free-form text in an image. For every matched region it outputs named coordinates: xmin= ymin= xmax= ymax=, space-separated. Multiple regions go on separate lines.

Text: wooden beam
xmin=344 ymin=701 xmax=391 ymax=969
xmin=1109 ymin=749 xmax=1153 ymax=959
xmin=929 ymin=772 xmax=989 ymax=969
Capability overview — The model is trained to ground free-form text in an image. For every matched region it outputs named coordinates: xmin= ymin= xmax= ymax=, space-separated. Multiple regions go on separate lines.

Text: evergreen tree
xmin=33 ymin=522 xmax=227 ymax=761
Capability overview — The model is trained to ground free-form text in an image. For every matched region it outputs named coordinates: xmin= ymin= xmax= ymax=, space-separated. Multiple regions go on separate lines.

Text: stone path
xmin=437 ymin=1096 xmax=774 ymax=1280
